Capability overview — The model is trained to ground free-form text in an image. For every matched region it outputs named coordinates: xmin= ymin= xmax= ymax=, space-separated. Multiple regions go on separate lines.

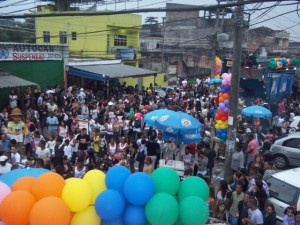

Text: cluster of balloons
xmin=214 ymin=56 xmax=222 ymax=78
xmin=269 ymin=57 xmax=299 ymax=69
xmin=215 ymin=73 xmax=232 ymax=144
xmin=0 ymin=167 xmax=210 ymax=225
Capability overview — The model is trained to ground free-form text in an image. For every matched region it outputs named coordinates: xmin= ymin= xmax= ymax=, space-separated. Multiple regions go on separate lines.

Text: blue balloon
xmin=123 ymin=205 xmax=146 ymax=225
xmin=102 ymin=217 xmax=124 ymax=225
xmin=95 ymin=190 xmax=125 ymax=221
xmin=0 ymin=168 xmax=49 ymax=187
xmin=123 ymin=172 xmax=155 ymax=206
xmin=106 ymin=166 xmax=131 ymax=194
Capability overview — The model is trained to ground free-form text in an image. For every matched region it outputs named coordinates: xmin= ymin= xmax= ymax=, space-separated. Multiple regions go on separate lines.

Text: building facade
xmin=139 ymin=3 xmax=248 ymax=83
xmin=248 ymin=27 xmax=289 ymax=56
xmin=35 ymin=7 xmax=141 ymax=67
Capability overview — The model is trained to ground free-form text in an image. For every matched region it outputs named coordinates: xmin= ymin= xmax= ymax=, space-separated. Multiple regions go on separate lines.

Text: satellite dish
xmin=217 ymin=33 xmax=229 ymax=42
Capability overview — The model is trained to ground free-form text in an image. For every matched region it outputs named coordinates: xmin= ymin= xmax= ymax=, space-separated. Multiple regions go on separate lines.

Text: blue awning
xmin=68 ymin=67 xmax=108 ymax=82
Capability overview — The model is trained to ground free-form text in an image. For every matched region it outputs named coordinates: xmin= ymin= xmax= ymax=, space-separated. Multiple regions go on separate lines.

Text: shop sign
xmin=0 ymin=44 xmax=63 ymax=61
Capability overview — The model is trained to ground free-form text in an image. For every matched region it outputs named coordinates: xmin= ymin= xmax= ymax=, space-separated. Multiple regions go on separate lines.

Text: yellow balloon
xmin=62 ymin=178 xmax=92 ymax=212
xmin=70 ymin=206 xmax=100 ymax=225
xmin=220 ymin=124 xmax=226 ymax=129
xmin=83 ymin=169 xmax=107 ymax=204
xmin=216 ymin=120 xmax=222 ymax=125
xmin=215 ymin=124 xmax=220 ymax=129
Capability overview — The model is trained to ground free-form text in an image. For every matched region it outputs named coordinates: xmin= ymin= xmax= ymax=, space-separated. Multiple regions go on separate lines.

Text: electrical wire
xmin=0 ymin=0 xmax=298 ymax=19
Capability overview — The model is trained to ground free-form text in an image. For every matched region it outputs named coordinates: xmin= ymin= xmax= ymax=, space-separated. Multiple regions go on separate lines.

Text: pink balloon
xmin=0 ymin=182 xmax=11 ymax=204
xmin=221 ymin=73 xmax=228 ymax=79
xmin=0 ymin=220 xmax=7 ymax=225
xmin=222 ymin=80 xmax=227 ymax=85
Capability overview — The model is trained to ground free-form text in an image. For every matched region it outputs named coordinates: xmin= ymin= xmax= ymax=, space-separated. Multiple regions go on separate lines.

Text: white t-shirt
xmin=63 ymin=145 xmax=72 ymax=159
xmin=0 ymin=163 xmax=12 ymax=175
xmin=35 ymin=147 xmax=51 ymax=159
xmin=10 ymin=152 xmax=21 ymax=164
xmin=248 ymin=208 xmax=264 ymax=225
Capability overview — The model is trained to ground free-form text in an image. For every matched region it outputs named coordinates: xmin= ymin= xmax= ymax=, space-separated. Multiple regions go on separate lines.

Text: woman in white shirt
xmin=107 ymin=138 xmax=117 ymax=160
xmin=35 ymin=140 xmax=51 ymax=160
xmin=58 ymin=121 xmax=68 ymax=139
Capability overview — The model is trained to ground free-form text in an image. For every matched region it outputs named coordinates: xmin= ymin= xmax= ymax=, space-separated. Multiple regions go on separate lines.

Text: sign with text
xmin=116 ymin=48 xmax=136 ymax=60
xmin=0 ymin=44 xmax=63 ymax=61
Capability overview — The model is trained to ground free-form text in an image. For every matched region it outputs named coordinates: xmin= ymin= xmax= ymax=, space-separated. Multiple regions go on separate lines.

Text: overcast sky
xmin=0 ymin=0 xmax=299 ymax=41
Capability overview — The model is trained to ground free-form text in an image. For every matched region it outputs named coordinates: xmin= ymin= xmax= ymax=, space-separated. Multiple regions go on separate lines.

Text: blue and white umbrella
xmin=241 ymin=105 xmax=272 ymax=118
xmin=144 ymin=109 xmax=174 ymax=127
xmin=163 ymin=132 xmax=202 ymax=144
xmin=208 ymin=78 xmax=222 ymax=85
xmin=156 ymin=111 xmax=202 ymax=135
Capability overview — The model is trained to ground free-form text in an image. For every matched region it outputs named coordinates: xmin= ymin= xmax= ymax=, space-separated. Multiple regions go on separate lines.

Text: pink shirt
xmin=247 ymin=139 xmax=257 ymax=156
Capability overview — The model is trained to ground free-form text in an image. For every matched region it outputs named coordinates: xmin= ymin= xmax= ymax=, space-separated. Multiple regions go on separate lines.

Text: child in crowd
xmin=46 ymin=136 xmax=56 ymax=156
xmin=143 ymin=156 xmax=154 ymax=175
xmin=283 ymin=206 xmax=296 ymax=225
xmin=214 ymin=200 xmax=227 ymax=222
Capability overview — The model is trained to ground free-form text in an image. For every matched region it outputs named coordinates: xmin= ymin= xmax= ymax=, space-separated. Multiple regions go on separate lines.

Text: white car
xmin=267 ymin=168 xmax=300 ymax=221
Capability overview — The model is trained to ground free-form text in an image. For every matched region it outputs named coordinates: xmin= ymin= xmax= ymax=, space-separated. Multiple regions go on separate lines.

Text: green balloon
xmin=178 ymin=176 xmax=209 ymax=202
xmin=174 ymin=218 xmax=184 ymax=225
xmin=151 ymin=167 xmax=180 ymax=195
xmin=145 ymin=193 xmax=179 ymax=225
xmin=180 ymin=196 xmax=209 ymax=225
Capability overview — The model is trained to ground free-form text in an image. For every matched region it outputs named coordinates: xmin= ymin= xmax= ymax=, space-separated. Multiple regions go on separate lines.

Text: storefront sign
xmin=0 ymin=44 xmax=63 ymax=61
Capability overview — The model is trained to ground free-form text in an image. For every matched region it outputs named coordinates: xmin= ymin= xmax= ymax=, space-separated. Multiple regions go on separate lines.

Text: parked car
xmin=267 ymin=168 xmax=300 ymax=221
xmin=289 ymin=116 xmax=300 ymax=131
xmin=269 ymin=132 xmax=300 ymax=169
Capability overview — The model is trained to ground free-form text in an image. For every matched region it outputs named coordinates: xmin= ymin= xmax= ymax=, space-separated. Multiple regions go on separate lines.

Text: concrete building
xmin=248 ymin=27 xmax=289 ymax=56
xmin=139 ymin=3 xmax=248 ymax=82
xmin=35 ymin=5 xmax=141 ymax=67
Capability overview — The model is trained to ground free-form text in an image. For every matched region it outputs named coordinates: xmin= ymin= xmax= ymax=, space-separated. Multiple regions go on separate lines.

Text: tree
xmin=144 ymin=16 xmax=160 ymax=36
xmin=0 ymin=18 xmax=35 ymax=43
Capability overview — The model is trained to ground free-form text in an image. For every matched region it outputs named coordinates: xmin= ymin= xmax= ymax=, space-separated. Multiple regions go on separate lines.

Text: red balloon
xmin=218 ymin=111 xmax=225 ymax=117
xmin=221 ymin=116 xmax=227 ymax=121
xmin=216 ymin=115 xmax=221 ymax=120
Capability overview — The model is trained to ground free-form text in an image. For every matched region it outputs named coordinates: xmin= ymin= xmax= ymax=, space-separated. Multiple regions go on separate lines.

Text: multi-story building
xmin=139 ymin=3 xmax=248 ymax=82
xmin=248 ymin=26 xmax=289 ymax=56
xmin=35 ymin=4 xmax=141 ymax=67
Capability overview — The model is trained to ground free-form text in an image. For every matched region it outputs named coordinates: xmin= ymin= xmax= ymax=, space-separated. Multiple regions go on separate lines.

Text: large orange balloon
xmin=0 ymin=190 xmax=36 ymax=225
xmin=31 ymin=172 xmax=65 ymax=200
xmin=30 ymin=196 xmax=70 ymax=225
xmin=12 ymin=176 xmax=36 ymax=192
xmin=219 ymin=97 xmax=224 ymax=103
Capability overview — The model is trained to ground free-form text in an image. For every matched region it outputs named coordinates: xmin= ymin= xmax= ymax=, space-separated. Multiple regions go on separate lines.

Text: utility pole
xmin=224 ymin=0 xmax=244 ymax=182
xmin=210 ymin=0 xmax=220 ymax=78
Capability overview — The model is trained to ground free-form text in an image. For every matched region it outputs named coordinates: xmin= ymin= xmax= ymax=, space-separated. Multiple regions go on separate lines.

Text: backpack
xmin=134 ymin=119 xmax=141 ymax=129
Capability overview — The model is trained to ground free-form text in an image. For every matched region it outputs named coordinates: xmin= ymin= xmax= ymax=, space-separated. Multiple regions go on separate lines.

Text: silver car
xmin=269 ymin=132 xmax=300 ymax=169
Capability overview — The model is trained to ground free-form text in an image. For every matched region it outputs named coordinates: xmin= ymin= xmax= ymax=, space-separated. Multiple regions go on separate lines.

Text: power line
xmin=0 ymin=0 xmax=298 ymax=19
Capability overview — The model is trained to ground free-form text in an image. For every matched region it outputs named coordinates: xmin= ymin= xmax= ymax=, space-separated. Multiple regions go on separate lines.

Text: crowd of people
xmin=0 ymin=77 xmax=300 ymax=225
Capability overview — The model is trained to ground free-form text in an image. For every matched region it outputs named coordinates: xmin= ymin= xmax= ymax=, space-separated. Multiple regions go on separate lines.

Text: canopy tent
xmin=68 ymin=63 xmax=157 ymax=81
xmin=0 ymin=73 xmax=38 ymax=88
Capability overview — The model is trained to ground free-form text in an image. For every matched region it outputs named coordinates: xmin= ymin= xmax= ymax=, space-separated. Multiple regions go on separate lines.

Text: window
xmin=59 ymin=31 xmax=67 ymax=44
xmin=283 ymin=138 xmax=300 ymax=149
xmin=268 ymin=177 xmax=299 ymax=205
xmin=114 ymin=35 xmax=127 ymax=46
xmin=71 ymin=32 xmax=77 ymax=40
xmin=43 ymin=31 xmax=50 ymax=43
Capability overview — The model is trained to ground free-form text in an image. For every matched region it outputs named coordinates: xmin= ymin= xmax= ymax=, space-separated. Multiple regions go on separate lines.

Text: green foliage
xmin=0 ymin=19 xmax=35 ymax=43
